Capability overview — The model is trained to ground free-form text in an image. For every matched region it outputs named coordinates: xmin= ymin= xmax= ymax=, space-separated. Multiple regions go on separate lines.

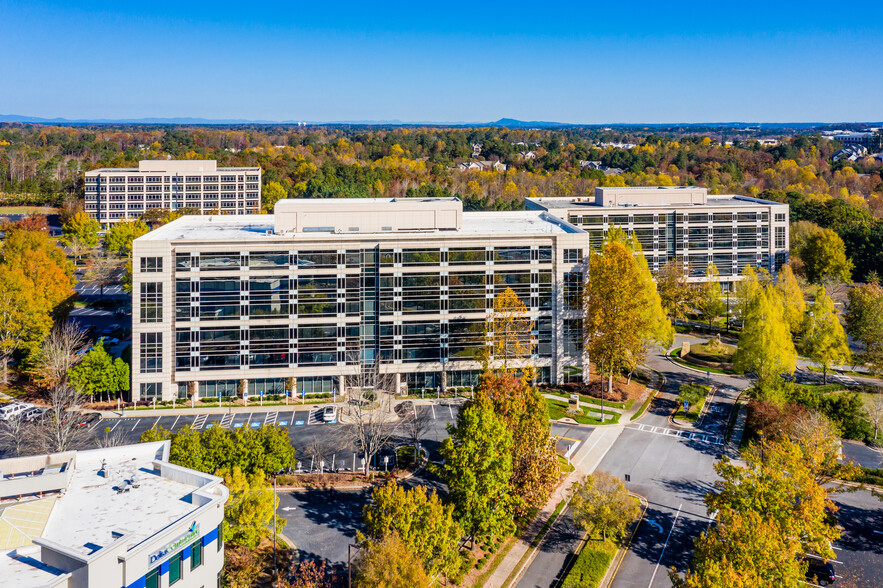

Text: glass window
xmin=140 ymin=383 xmax=162 ymax=399
xmin=493 ymin=247 xmax=531 ymax=264
xmin=199 ymin=253 xmax=241 ymax=270
xmin=449 ymin=248 xmax=486 ymax=265
xmin=140 ymin=257 xmax=162 ymax=273
xmin=191 ymin=539 xmax=203 ymax=570
xmin=140 ymin=282 xmax=162 ymax=323
xmin=250 ymin=251 xmax=289 ymax=268
xmin=775 ymin=226 xmax=786 ymax=249
xmin=169 ymin=552 xmax=182 ymax=585
xmin=296 ymin=251 xmax=337 ymax=268
xmin=564 ymin=249 xmax=583 ymax=264
xmin=140 ymin=333 xmax=163 ymax=373
xmin=146 ymin=568 xmax=160 ymax=588
xmin=402 ymin=249 xmax=440 ymax=265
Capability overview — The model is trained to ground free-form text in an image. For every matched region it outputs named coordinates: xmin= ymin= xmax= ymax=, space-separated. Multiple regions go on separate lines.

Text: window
xmin=217 ymin=524 xmax=223 ymax=551
xmin=140 ymin=383 xmax=162 ymax=399
xmin=169 ymin=552 xmax=182 ymax=585
xmin=146 ymin=568 xmax=160 ymax=588
xmin=775 ymin=226 xmax=786 ymax=249
xmin=140 ymin=282 xmax=162 ymax=323
xmin=140 ymin=256 xmax=162 ymax=273
xmin=191 ymin=539 xmax=203 ymax=570
xmin=775 ymin=213 xmax=786 ymax=222
xmin=564 ymin=249 xmax=583 ymax=264
xmin=140 ymin=333 xmax=162 ymax=373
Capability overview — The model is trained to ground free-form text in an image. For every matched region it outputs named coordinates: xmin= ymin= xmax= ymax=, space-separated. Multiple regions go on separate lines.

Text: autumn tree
xmin=67 ymin=340 xmax=130 ymax=401
xmin=488 ymin=286 xmax=532 ymax=373
xmin=584 ymin=229 xmax=672 ymax=396
xmin=440 ymin=400 xmax=515 ymax=543
xmin=262 ymin=181 xmax=288 ymax=212
xmin=570 ymin=471 xmax=639 ymax=541
xmin=476 ymin=370 xmax=559 ymax=516
xmin=103 ymin=219 xmax=149 ymax=256
xmin=865 ymin=390 xmax=883 ymax=441
xmin=844 ymin=282 xmax=883 ymax=374
xmin=776 ymin=264 xmax=806 ymax=333
xmin=362 ymin=482 xmax=463 ymax=578
xmin=655 ymin=259 xmax=695 ymax=320
xmin=219 ymin=466 xmax=284 ymax=549
xmin=801 ymin=287 xmax=850 ymax=384
xmin=801 ymin=228 xmax=853 ymax=284
xmin=733 ymin=285 xmax=796 ymax=398
xmin=60 ymin=211 xmax=100 ymax=249
xmin=695 ymin=263 xmax=726 ymax=330
xmin=352 ymin=533 xmax=431 ymax=588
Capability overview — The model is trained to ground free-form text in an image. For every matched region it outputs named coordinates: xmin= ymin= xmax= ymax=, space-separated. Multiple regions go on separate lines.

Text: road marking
xmin=131 ymin=420 xmax=140 ymax=432
xmin=648 ymin=504 xmax=682 ymax=588
xmin=245 ymin=412 xmax=252 ymax=426
xmin=109 ymin=419 xmax=120 ymax=432
xmin=219 ymin=414 xmax=234 ymax=428
xmin=279 ymin=420 xmax=289 ymax=426
xmin=626 ymin=425 xmax=723 ymax=445
xmin=447 ymin=404 xmax=454 ymax=419
xmin=265 ymin=412 xmax=278 ymax=426
xmin=645 ymin=519 xmax=664 ymax=533
xmin=171 ymin=415 xmax=180 ymax=430
xmin=151 ymin=417 xmax=160 ymax=429
xmin=193 ymin=414 xmax=207 ymax=430
xmin=88 ymin=419 xmax=105 ymax=432
xmin=431 ymin=404 xmax=436 ymax=419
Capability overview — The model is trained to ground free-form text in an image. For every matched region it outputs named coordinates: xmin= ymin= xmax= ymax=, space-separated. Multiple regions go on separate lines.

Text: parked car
xmin=22 ymin=406 xmax=45 ymax=421
xmin=0 ymin=402 xmax=33 ymax=420
xmin=101 ymin=324 xmax=121 ymax=335
xmin=322 ymin=405 xmax=338 ymax=423
xmin=101 ymin=337 xmax=120 ymax=345
xmin=804 ymin=557 xmax=836 ymax=585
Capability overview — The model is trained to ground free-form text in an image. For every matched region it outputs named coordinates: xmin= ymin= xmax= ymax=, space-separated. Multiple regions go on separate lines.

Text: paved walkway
xmin=482 ymin=374 xmax=660 ymax=588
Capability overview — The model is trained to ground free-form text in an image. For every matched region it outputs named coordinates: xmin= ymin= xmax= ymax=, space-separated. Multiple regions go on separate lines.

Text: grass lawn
xmin=669 ymin=349 xmax=738 ymax=375
xmin=545 ymin=389 xmax=629 ymax=410
xmin=546 ymin=398 xmax=620 ymax=425
xmin=558 ymin=454 xmax=575 ymax=474
xmin=0 ymin=206 xmax=59 ymax=214
xmin=687 ymin=340 xmax=736 ymax=363
xmin=675 ymin=383 xmax=710 ymax=422
xmin=561 ymin=537 xmax=618 ymax=588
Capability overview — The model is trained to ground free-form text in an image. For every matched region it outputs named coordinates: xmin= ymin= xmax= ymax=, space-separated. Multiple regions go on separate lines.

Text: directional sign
xmin=683 ymin=401 xmax=689 ymax=410
xmin=281 ymin=506 xmax=297 ymax=512
xmin=645 ymin=519 xmax=664 ymax=533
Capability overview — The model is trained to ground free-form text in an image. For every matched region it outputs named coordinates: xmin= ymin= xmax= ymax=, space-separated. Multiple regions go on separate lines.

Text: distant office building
xmin=0 ymin=441 xmax=227 ymax=588
xmin=526 ymin=186 xmax=790 ymax=285
xmin=84 ymin=160 xmax=261 ymax=224
xmin=823 ymin=131 xmax=883 ymax=151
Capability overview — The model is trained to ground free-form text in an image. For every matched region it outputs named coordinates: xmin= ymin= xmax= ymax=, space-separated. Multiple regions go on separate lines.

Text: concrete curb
xmin=599 ymin=492 xmax=648 ymax=588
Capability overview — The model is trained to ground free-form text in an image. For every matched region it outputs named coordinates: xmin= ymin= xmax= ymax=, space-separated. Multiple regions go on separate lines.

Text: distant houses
xmin=833 ymin=145 xmax=869 ymax=162
xmin=578 ymin=160 xmax=624 ymax=175
xmin=457 ymin=160 xmax=507 ymax=172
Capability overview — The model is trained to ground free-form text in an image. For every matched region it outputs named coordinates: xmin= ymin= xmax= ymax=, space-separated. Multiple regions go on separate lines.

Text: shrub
xmin=562 ymin=544 xmax=615 ymax=588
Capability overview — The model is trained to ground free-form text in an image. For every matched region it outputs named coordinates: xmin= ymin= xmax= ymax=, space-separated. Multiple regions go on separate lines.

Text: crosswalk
xmin=627 ymin=423 xmax=724 ymax=445
xmin=833 ymin=373 xmax=859 ymax=387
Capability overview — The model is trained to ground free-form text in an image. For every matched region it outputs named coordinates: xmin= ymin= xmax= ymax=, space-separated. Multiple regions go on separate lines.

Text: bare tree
xmin=0 ymin=415 xmax=36 ymax=458
xmin=84 ymin=252 xmax=123 ymax=300
xmin=341 ymin=360 xmax=400 ymax=476
xmin=789 ymin=411 xmax=843 ymax=485
xmin=302 ymin=439 xmax=336 ymax=473
xmin=401 ymin=408 xmax=432 ymax=465
xmin=865 ymin=389 xmax=883 ymax=442
xmin=93 ymin=424 xmax=127 ymax=448
xmin=33 ymin=385 xmax=90 ymax=453
xmin=30 ymin=321 xmax=89 ymax=388
xmin=67 ymin=235 xmax=89 ymax=264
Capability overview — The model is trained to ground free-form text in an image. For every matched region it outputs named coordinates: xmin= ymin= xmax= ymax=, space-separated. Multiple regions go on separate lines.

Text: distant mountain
xmin=489 ymin=118 xmax=572 ymax=128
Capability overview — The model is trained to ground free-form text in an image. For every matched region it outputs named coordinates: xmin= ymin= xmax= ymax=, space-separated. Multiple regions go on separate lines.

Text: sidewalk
xmin=483 ymin=372 xmax=661 ymax=588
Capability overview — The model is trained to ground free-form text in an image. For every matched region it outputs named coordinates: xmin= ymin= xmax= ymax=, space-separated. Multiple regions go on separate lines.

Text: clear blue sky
xmin=1 ymin=0 xmax=881 ymax=123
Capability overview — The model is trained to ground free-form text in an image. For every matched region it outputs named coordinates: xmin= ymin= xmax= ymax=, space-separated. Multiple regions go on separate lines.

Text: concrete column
xmin=394 ymin=373 xmax=401 ymax=396
xmin=337 ymin=375 xmax=346 ymax=397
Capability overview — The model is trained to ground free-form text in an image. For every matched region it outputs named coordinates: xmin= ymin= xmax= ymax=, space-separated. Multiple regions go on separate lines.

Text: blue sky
xmin=1 ymin=1 xmax=881 ymax=123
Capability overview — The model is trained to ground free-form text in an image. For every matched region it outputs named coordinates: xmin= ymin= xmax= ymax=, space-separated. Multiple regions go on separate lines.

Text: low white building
xmin=0 ymin=442 xmax=228 ymax=588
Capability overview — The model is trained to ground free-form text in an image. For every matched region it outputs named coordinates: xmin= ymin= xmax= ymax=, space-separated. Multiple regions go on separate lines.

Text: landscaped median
xmin=545 ymin=395 xmax=621 ymax=425
xmin=673 ymin=383 xmax=712 ymax=423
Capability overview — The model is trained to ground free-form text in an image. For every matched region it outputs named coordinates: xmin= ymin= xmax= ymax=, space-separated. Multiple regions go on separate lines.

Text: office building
xmin=84 ymin=160 xmax=261 ymax=225
xmin=0 ymin=441 xmax=228 ymax=588
xmin=130 ymin=189 xmax=789 ymax=401
xmin=527 ymin=186 xmax=789 ymax=287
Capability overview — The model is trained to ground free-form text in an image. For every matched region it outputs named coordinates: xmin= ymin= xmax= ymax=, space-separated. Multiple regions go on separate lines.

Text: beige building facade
xmin=84 ymin=160 xmax=261 ymax=224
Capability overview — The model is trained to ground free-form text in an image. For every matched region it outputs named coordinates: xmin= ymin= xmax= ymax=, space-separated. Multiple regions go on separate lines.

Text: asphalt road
xmin=841 ymin=440 xmax=883 ymax=469
xmin=829 ymin=489 xmax=883 ymax=588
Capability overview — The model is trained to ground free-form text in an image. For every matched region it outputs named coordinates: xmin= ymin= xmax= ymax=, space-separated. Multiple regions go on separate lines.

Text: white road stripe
xmin=448 ymin=404 xmax=454 ymax=419
xmin=648 ymin=504 xmax=682 ymax=588
xmin=171 ymin=415 xmax=180 ymax=430
xmin=109 ymin=419 xmax=120 ymax=432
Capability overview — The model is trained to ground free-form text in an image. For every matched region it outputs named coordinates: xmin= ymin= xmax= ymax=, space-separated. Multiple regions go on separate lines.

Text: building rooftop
xmin=0 ymin=442 xmax=226 ymax=588
xmin=527 ymin=194 xmax=784 ymax=210
xmin=85 ymin=160 xmax=259 ymax=174
xmin=137 ymin=209 xmax=583 ymax=243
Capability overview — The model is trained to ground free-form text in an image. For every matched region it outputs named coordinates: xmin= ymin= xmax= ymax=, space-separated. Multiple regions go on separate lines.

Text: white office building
xmin=84 ymin=160 xmax=261 ymax=225
xmin=0 ymin=442 xmax=228 ymax=588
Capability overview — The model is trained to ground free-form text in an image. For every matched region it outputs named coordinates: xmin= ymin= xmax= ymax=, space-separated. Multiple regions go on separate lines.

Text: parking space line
xmin=448 ymin=404 xmax=454 ymax=419
xmin=193 ymin=414 xmax=207 ymax=430
xmin=431 ymin=404 xmax=436 ymax=419
xmin=131 ymin=420 xmax=140 ymax=432
xmin=245 ymin=413 xmax=252 ymax=426
xmin=88 ymin=419 xmax=105 ymax=433
xmin=265 ymin=412 xmax=278 ymax=426
xmin=219 ymin=414 xmax=234 ymax=428
xmin=171 ymin=415 xmax=180 ymax=430
xmin=109 ymin=420 xmax=120 ymax=432
xmin=151 ymin=417 xmax=160 ymax=429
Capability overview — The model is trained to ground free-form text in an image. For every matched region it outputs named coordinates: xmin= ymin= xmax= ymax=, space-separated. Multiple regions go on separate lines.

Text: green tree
xmin=844 ymin=282 xmax=883 ymax=374
xmin=802 ymin=288 xmax=850 ymax=384
xmin=362 ymin=482 xmax=463 ymax=578
xmin=489 ymin=287 xmax=532 ymax=373
xmin=103 ymin=220 xmax=149 ymax=256
xmin=440 ymin=400 xmax=515 ymax=543
xmin=801 ymin=228 xmax=853 ymax=284
xmin=262 ymin=181 xmax=288 ymax=212
xmin=570 ymin=471 xmax=639 ymax=541
xmin=167 ymin=425 xmax=206 ymax=472
xmin=695 ymin=263 xmax=726 ymax=330
xmin=733 ymin=285 xmax=796 ymax=398
xmin=584 ymin=229 xmax=672 ymax=396
xmin=219 ymin=466 xmax=283 ymax=549
xmin=67 ymin=340 xmax=130 ymax=401
xmin=61 ymin=211 xmax=100 ymax=248
xmin=776 ymin=264 xmax=806 ymax=333
xmin=476 ymin=370 xmax=559 ymax=516
xmin=353 ymin=533 xmax=431 ymax=588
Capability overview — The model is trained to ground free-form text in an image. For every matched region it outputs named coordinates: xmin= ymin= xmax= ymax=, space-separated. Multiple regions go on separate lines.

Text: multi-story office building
xmin=527 ymin=186 xmax=789 ymax=287
xmin=131 ymin=198 xmax=590 ymax=401
xmin=84 ymin=160 xmax=261 ymax=225
xmin=0 ymin=441 xmax=228 ymax=588
xmin=130 ymin=189 xmax=789 ymax=401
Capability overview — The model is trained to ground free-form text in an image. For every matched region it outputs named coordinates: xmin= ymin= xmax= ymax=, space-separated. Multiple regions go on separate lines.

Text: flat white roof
xmin=137 ymin=210 xmax=583 ymax=242
xmin=527 ymin=194 xmax=786 ymax=210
